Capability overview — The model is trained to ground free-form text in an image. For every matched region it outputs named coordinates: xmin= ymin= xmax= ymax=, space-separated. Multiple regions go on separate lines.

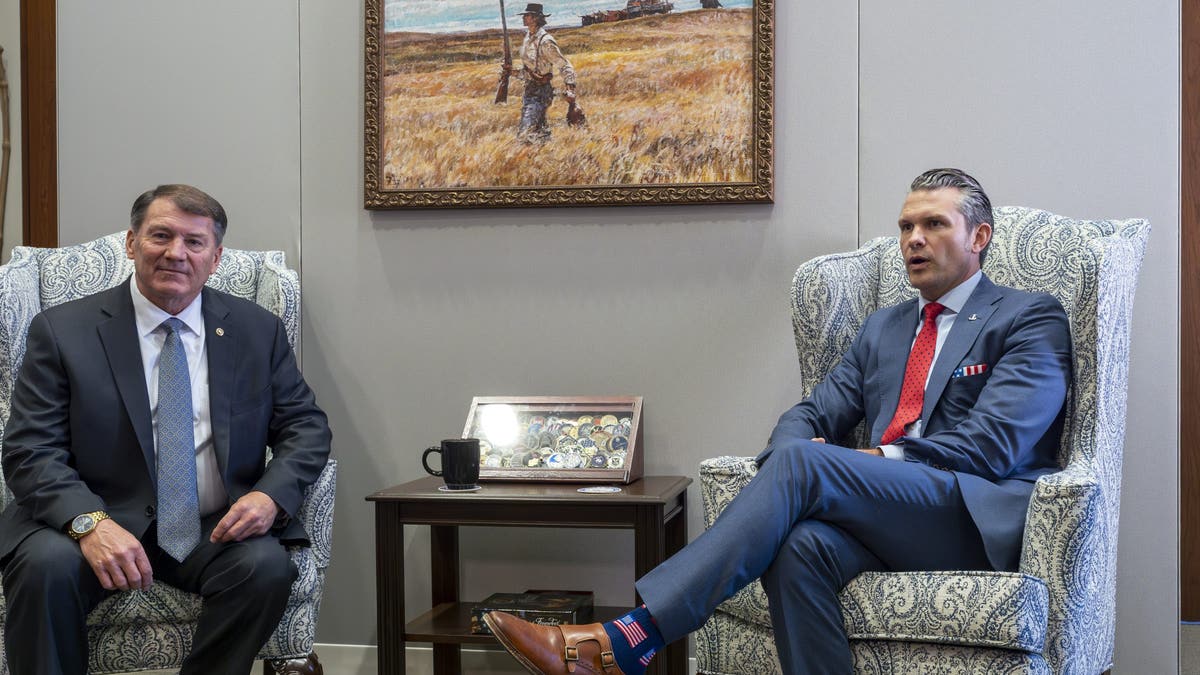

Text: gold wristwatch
xmin=67 ymin=510 xmax=111 ymax=540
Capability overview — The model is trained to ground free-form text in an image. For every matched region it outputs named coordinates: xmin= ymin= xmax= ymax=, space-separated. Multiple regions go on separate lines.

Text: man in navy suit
xmin=0 ymin=185 xmax=331 ymax=675
xmin=485 ymin=168 xmax=1072 ymax=675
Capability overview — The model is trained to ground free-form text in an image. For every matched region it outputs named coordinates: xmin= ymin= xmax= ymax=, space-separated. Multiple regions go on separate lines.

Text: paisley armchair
xmin=695 ymin=207 xmax=1149 ymax=674
xmin=0 ymin=232 xmax=336 ymax=675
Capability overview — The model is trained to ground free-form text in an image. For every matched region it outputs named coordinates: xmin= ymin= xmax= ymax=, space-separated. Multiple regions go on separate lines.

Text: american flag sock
xmin=601 ymin=605 xmax=664 ymax=675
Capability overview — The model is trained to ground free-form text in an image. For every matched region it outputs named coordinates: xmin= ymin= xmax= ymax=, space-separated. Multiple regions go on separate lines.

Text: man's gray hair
xmin=909 ymin=168 xmax=993 ymax=264
xmin=130 ymin=184 xmax=228 ymax=245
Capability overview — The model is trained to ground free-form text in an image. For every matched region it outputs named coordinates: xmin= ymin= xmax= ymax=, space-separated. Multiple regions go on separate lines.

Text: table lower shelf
xmin=406 ymin=602 xmax=628 ymax=645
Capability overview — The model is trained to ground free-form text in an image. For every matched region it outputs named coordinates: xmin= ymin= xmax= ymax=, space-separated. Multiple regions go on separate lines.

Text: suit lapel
xmin=921 ymin=276 xmax=1003 ymax=423
xmin=97 ymin=280 xmax=156 ymax=475
xmin=203 ymin=288 xmax=236 ymax=478
xmin=872 ymin=299 xmax=920 ymax=443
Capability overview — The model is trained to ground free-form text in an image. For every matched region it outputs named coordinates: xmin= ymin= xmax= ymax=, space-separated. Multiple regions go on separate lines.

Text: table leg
xmin=634 ymin=502 xmax=686 ymax=675
xmin=375 ymin=504 xmax=406 ymax=675
xmin=662 ymin=494 xmax=688 ymax=675
xmin=431 ymin=525 xmax=461 ymax=674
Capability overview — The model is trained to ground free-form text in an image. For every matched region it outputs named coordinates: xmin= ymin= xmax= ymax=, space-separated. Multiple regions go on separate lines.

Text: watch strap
xmin=68 ymin=510 xmax=111 ymax=540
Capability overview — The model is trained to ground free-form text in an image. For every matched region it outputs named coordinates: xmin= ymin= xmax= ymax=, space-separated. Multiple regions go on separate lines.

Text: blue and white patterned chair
xmin=0 ymin=232 xmax=337 ymax=675
xmin=695 ymin=207 xmax=1149 ymax=674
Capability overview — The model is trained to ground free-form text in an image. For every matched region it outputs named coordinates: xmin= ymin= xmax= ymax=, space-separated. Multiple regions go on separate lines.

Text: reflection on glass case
xmin=462 ymin=396 xmax=643 ymax=484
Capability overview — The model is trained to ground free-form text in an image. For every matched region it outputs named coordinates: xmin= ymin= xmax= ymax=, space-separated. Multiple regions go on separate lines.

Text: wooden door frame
xmin=1183 ymin=0 xmax=1198 ymax=622
xmin=20 ymin=0 xmax=57 ymax=248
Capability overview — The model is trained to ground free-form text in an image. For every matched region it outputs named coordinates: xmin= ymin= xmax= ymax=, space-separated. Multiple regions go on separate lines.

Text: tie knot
xmin=160 ymin=317 xmax=186 ymax=336
xmin=923 ymin=302 xmax=946 ymax=322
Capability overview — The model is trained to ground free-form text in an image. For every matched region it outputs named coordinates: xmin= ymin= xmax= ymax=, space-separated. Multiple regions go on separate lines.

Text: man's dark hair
xmin=130 ymin=184 xmax=228 ymax=245
xmin=909 ymin=168 xmax=993 ymax=265
xmin=536 ymin=15 xmax=547 ymax=27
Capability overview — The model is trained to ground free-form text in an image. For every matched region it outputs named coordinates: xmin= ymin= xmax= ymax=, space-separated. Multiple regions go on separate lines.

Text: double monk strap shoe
xmin=484 ymin=611 xmax=627 ymax=675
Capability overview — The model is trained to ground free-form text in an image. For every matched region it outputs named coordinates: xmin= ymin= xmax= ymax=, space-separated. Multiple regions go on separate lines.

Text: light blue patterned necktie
xmin=157 ymin=318 xmax=201 ymax=562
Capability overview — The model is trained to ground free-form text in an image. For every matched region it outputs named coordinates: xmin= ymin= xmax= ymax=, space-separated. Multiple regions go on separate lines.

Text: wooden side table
xmin=367 ymin=475 xmax=691 ymax=675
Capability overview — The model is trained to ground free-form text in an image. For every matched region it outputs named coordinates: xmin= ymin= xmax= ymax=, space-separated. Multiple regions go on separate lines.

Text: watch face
xmin=72 ymin=514 xmax=96 ymax=534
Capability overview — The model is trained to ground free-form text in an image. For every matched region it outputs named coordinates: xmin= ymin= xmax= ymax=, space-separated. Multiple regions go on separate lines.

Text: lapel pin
xmin=215 ymin=327 xmax=225 ymax=336
xmin=967 ymin=314 xmax=979 ymax=321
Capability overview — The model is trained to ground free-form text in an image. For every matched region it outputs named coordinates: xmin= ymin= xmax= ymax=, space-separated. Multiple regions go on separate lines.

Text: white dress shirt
xmin=879 ymin=270 xmax=984 ymax=460
xmin=130 ymin=282 xmax=228 ymax=516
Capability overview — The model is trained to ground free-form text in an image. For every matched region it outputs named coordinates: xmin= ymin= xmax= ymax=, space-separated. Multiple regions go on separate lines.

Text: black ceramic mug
xmin=422 ymin=438 xmax=481 ymax=490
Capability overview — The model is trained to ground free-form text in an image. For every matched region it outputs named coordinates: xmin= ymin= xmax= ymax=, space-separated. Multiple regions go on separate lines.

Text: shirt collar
xmin=130 ymin=280 xmax=204 ymax=338
xmin=918 ymin=269 xmax=983 ymax=316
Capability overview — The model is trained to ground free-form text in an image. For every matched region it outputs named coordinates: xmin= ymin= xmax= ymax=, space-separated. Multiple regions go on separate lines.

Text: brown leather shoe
xmin=484 ymin=611 xmax=627 ymax=675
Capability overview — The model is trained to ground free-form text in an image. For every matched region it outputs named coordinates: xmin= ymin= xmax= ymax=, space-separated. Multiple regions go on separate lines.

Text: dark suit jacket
xmin=760 ymin=275 xmax=1072 ymax=570
xmin=0 ymin=279 xmax=331 ymax=562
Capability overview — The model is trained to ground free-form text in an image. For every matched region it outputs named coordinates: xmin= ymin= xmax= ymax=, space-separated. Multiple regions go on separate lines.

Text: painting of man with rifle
xmin=499 ymin=3 xmax=582 ymax=143
xmin=366 ymin=0 xmax=770 ymax=208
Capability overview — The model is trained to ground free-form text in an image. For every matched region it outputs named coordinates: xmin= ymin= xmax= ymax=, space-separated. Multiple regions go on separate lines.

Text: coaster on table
xmin=577 ymin=486 xmax=622 ymax=494
xmin=439 ymin=484 xmax=482 ymax=492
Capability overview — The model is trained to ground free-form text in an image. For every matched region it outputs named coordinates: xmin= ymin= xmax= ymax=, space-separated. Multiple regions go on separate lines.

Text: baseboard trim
xmin=312 ymin=643 xmax=698 ymax=674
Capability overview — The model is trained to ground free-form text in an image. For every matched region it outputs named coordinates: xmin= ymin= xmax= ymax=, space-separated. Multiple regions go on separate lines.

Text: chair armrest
xmin=1018 ymin=464 xmax=1111 ymax=672
xmin=699 ymin=456 xmax=758 ymax=528
xmin=294 ymin=459 xmax=337 ymax=570
xmin=1020 ymin=464 xmax=1102 ymax=575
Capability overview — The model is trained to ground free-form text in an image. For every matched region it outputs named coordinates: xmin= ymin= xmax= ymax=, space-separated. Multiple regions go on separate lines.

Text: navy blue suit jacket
xmin=0 ymin=279 xmax=331 ymax=562
xmin=759 ymin=275 xmax=1071 ymax=570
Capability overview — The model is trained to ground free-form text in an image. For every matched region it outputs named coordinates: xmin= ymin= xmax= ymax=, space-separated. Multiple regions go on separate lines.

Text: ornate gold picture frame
xmin=364 ymin=1 xmax=773 ymax=208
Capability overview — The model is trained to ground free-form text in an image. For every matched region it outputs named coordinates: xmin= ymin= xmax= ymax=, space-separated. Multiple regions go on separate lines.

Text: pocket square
xmin=952 ymin=363 xmax=988 ymax=378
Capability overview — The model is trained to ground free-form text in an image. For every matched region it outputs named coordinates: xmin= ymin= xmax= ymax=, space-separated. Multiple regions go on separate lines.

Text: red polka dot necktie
xmin=881 ymin=302 xmax=946 ymax=445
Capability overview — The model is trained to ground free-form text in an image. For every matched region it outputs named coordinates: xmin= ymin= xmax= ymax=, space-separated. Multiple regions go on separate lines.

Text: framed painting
xmin=365 ymin=0 xmax=774 ymax=208
xmin=462 ymin=396 xmax=644 ymax=483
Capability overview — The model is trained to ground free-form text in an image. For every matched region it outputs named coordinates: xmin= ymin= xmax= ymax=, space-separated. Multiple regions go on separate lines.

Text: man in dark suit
xmin=484 ymin=168 xmax=1072 ymax=675
xmin=0 ymin=185 xmax=331 ymax=675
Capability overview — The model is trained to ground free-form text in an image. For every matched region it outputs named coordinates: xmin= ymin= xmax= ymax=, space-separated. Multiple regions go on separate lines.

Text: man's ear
xmin=210 ymin=245 xmax=224 ymax=275
xmin=972 ymin=222 xmax=993 ymax=254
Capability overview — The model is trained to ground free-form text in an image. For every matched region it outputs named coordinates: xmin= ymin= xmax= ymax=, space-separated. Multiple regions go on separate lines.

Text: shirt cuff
xmin=879 ymin=444 xmax=905 ymax=461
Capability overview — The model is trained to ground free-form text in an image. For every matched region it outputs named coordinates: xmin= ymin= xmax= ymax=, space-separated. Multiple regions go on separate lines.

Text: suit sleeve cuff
xmin=879 ymin=444 xmax=905 ymax=461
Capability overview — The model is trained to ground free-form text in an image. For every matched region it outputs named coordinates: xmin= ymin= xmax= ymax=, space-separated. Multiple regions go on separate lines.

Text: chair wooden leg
xmin=263 ymin=650 xmax=322 ymax=675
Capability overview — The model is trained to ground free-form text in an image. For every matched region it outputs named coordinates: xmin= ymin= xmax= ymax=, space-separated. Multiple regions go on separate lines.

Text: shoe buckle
xmin=565 ymin=645 xmax=579 ymax=662
xmin=601 ymin=650 xmax=616 ymax=669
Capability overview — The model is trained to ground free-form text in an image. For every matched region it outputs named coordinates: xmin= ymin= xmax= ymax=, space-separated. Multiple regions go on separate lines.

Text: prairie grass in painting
xmin=381 ymin=8 xmax=754 ymax=189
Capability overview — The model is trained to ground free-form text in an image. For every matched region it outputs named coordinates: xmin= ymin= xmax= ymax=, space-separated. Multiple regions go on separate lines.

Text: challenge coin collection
xmin=476 ymin=413 xmax=633 ymax=471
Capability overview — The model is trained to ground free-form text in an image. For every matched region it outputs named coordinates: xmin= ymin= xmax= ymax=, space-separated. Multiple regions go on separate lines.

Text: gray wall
xmin=53 ymin=0 xmax=1178 ymax=671
xmin=0 ymin=0 xmax=19 ymax=262
xmin=57 ymin=1 xmax=301 ymax=259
